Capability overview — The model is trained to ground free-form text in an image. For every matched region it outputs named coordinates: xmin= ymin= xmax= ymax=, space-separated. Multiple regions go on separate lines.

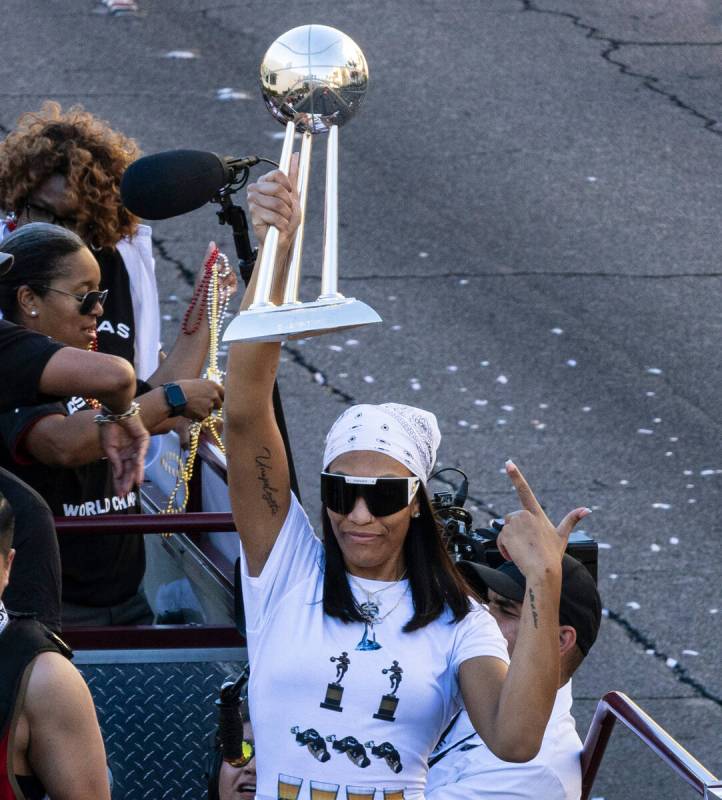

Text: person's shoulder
xmin=24 ymin=650 xmax=90 ymax=716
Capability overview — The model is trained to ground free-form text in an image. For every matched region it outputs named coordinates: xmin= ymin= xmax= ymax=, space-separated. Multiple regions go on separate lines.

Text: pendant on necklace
xmin=356 ymin=600 xmax=382 ymax=651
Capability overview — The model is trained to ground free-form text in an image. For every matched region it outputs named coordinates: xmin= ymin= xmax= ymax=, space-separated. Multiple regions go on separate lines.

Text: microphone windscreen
xmin=120 ymin=150 xmax=230 ymax=220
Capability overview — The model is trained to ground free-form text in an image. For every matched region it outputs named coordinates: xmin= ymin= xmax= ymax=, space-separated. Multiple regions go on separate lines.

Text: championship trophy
xmin=320 ymin=651 xmax=351 ymax=712
xmin=223 ymin=24 xmax=381 ymax=343
xmin=373 ymin=661 xmax=403 ymax=722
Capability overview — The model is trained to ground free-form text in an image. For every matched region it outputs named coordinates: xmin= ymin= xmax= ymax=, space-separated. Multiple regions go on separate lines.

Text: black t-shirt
xmin=0 ymin=320 xmax=64 ymax=413
xmin=0 ymin=396 xmax=144 ymax=608
xmin=95 ymin=247 xmax=136 ymax=367
xmin=0 ymin=468 xmax=62 ymax=632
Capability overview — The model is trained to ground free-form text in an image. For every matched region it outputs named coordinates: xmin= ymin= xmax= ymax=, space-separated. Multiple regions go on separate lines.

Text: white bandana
xmin=322 ymin=403 xmax=441 ymax=483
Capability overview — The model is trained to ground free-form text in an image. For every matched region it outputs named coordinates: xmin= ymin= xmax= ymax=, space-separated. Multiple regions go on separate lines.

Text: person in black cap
xmin=427 ymin=555 xmax=602 ymax=800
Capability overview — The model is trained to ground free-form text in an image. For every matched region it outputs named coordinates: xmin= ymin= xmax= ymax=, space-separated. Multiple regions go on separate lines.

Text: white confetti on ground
xmin=686 ymin=484 xmax=694 ymax=489
xmin=410 ymin=381 xmax=421 ymax=391
xmin=338 ymin=372 xmax=348 ymax=378
xmin=609 ymin=573 xmax=618 ymax=580
xmin=646 ymin=648 xmax=655 ymax=655
xmin=470 ymin=423 xmax=479 ymax=430
xmin=650 ymin=543 xmax=661 ymax=552
xmin=700 ymin=468 xmax=720 ymax=476
xmin=539 ymin=403 xmax=549 ymax=409
xmin=328 ymin=345 xmax=343 ymax=352
xmin=566 ymin=359 xmax=577 ymax=367
xmin=683 ymin=470 xmax=694 ymax=476
xmin=601 ymin=608 xmax=609 ymax=618
xmin=345 ymin=339 xmax=359 ymax=346
xmin=665 ymin=451 xmax=674 ymax=457
xmin=532 ymin=420 xmax=546 ymax=430
xmin=165 ymin=50 xmax=197 ymax=59
xmin=646 ymin=391 xmax=656 ymax=396
xmin=458 ymin=420 xmax=469 ymax=427
xmin=497 ymin=419 xmax=507 ymax=425
xmin=496 ymin=375 xmax=508 ymax=385
xmin=710 ymin=608 xmax=719 ymax=614
xmin=388 ymin=295 xmax=397 ymax=301
xmin=619 ymin=479 xmax=629 ymax=485
xmin=669 ymin=537 xmax=679 ymax=545
xmin=459 ymin=279 xmax=469 ymax=285
xmin=597 ymin=543 xmax=612 ymax=550
xmin=687 ymin=498 xmax=697 ymax=504
xmin=480 ymin=360 xmax=490 ymax=367
xmin=459 ymin=387 xmax=468 ymax=393
xmin=586 ymin=176 xmax=598 ymax=182
xmin=666 ymin=658 xmax=678 ymax=669
xmin=582 ymin=406 xmax=592 ymax=412
xmin=669 ymin=436 xmax=678 ymax=442
xmin=653 ymin=417 xmax=662 ymax=423
xmin=363 ymin=375 xmax=375 ymax=384
xmin=646 ymin=367 xmax=663 ymax=375
xmin=168 ymin=294 xmax=179 ymax=301
xmin=418 ymin=251 xmax=428 ymax=258
xmin=652 ymin=503 xmax=671 ymax=510
xmin=313 ymin=372 xmax=325 ymax=385
xmin=216 ymin=87 xmax=252 ymax=101
xmin=447 ymin=365 xmax=458 ymax=372
xmin=391 ymin=325 xmax=402 ymax=331
xmin=638 ymin=428 xmax=654 ymax=435
xmin=626 ymin=601 xmax=640 ymax=610
xmin=162 ymin=314 xmax=173 ymax=321
xmin=551 ymin=327 xmax=563 ymax=335
xmin=501 ymin=404 xmax=514 ymax=412
xmin=474 ymin=399 xmax=488 ymax=406
xmin=682 ymin=650 xmax=699 ymax=656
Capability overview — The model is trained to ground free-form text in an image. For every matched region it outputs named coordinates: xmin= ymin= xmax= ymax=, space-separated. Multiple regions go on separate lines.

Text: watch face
xmin=165 ymin=384 xmax=186 ymax=409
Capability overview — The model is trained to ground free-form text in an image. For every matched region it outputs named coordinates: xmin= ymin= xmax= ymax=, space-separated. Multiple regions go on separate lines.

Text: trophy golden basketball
xmin=223 ymin=24 xmax=381 ymax=343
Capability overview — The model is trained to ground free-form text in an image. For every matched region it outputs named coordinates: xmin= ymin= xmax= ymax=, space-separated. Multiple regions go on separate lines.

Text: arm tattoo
xmin=255 ymin=446 xmax=280 ymax=515
xmin=528 ymin=587 xmax=539 ymax=629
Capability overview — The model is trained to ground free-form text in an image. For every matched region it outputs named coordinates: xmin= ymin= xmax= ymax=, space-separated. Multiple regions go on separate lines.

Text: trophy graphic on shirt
xmin=373 ymin=660 xmax=403 ymax=722
xmin=320 ymin=651 xmax=351 ymax=712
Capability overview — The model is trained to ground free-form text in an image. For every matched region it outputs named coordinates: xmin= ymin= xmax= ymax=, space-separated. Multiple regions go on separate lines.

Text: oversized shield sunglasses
xmin=321 ymin=472 xmax=421 ymax=518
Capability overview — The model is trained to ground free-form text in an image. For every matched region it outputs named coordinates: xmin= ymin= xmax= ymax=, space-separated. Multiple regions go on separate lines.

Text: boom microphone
xmin=120 ymin=149 xmax=259 ymax=220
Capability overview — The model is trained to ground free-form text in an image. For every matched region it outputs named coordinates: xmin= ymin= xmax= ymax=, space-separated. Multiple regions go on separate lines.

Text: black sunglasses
xmin=37 ymin=285 xmax=109 ymax=315
xmin=321 ymin=472 xmax=421 ymax=518
xmin=24 ymin=201 xmax=78 ymax=230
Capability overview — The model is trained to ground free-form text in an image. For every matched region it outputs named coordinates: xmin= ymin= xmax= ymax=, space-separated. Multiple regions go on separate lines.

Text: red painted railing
xmin=580 ymin=691 xmax=722 ymax=799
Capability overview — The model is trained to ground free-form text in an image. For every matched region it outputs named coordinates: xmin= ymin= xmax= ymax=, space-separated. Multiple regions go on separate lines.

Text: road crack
xmin=606 ymin=608 xmax=722 ymax=707
xmin=520 ymin=0 xmax=722 ymax=136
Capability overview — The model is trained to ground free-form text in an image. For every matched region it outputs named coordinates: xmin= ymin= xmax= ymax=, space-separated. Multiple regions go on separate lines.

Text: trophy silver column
xmin=223 ymin=24 xmax=382 ymax=343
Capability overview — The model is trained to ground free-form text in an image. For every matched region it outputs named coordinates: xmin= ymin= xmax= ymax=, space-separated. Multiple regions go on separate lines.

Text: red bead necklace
xmin=183 ymin=245 xmax=219 ymax=335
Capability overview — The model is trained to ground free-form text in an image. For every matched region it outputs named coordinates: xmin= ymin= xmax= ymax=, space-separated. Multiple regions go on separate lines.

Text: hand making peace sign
xmin=496 ymin=460 xmax=592 ymax=581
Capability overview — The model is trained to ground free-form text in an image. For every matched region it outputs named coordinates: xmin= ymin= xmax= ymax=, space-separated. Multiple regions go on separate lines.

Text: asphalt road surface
xmin=3 ymin=2 xmax=721 ymax=798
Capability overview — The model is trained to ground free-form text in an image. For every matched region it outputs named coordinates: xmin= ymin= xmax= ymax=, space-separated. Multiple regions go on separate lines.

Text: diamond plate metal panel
xmin=80 ymin=658 xmax=245 ymax=799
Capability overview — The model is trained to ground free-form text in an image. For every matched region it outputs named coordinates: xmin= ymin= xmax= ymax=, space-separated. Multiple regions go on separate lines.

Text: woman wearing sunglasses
xmin=0 ymin=223 xmax=227 ymax=626
xmin=224 ymin=165 xmax=591 ymax=799
xmin=0 ymin=102 xmax=233 ymax=387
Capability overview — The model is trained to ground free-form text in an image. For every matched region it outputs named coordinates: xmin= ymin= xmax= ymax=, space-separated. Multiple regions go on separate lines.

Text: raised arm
xmin=225 ymin=161 xmax=300 ymax=576
xmin=459 ymin=461 xmax=590 ymax=762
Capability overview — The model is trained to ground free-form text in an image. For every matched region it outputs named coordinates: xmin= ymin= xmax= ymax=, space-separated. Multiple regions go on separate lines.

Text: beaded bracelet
xmin=93 ymin=401 xmax=141 ymax=426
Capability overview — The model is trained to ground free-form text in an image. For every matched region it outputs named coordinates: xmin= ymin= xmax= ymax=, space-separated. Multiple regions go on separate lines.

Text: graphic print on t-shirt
xmin=320 ymin=651 xmax=351 ymax=712
xmin=291 ymin=727 xmax=331 ymax=763
xmin=365 ymin=740 xmax=404 ymax=774
xmin=276 ymin=775 xmax=406 ymax=800
xmin=325 ymin=735 xmax=371 ymax=768
xmin=373 ymin=661 xmax=403 ymax=722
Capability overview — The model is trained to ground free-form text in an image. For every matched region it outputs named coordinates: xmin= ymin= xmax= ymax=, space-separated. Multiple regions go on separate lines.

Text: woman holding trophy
xmin=224 ymin=165 xmax=591 ymax=800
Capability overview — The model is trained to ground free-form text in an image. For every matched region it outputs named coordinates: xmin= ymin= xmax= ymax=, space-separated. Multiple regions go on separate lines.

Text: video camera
xmin=429 ymin=468 xmax=598 ymax=582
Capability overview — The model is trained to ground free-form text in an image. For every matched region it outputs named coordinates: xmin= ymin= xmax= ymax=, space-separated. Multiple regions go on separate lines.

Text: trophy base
xmin=373 ymin=694 xmax=399 ymax=722
xmin=320 ymin=702 xmax=343 ymax=712
xmin=320 ymin=682 xmax=344 ymax=712
xmin=222 ymin=297 xmax=382 ymax=343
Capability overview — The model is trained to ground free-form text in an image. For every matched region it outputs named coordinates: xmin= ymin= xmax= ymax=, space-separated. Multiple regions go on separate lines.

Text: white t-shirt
xmin=426 ymin=682 xmax=582 ymax=800
xmin=240 ymin=494 xmax=510 ymax=800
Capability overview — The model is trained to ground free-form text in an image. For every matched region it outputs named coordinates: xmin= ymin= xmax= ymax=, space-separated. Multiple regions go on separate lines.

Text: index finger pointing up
xmin=505 ymin=459 xmax=544 ymax=516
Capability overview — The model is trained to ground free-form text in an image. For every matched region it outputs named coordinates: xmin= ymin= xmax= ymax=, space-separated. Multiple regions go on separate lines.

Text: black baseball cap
xmin=458 ymin=554 xmax=602 ymax=656
xmin=0 ymin=252 xmax=12 ymax=276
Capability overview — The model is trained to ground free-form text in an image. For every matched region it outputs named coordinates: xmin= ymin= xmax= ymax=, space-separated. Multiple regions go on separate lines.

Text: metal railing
xmin=581 ymin=691 xmax=722 ymax=799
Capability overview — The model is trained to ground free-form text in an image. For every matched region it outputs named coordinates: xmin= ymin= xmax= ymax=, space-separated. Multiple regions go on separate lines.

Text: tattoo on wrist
xmin=255 ymin=446 xmax=280 ymax=515
xmin=528 ymin=587 xmax=539 ymax=629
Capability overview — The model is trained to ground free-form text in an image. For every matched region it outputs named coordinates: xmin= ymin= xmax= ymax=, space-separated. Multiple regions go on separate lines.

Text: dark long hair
xmin=0 ymin=222 xmax=85 ymax=321
xmin=322 ymin=484 xmax=474 ymax=632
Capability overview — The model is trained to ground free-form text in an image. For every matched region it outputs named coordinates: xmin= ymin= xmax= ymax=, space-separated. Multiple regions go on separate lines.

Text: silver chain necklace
xmin=349 ymin=570 xmax=407 ymax=612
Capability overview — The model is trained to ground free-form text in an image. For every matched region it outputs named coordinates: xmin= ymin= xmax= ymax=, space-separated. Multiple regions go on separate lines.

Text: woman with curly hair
xmin=0 ymin=101 xmax=226 ymax=386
